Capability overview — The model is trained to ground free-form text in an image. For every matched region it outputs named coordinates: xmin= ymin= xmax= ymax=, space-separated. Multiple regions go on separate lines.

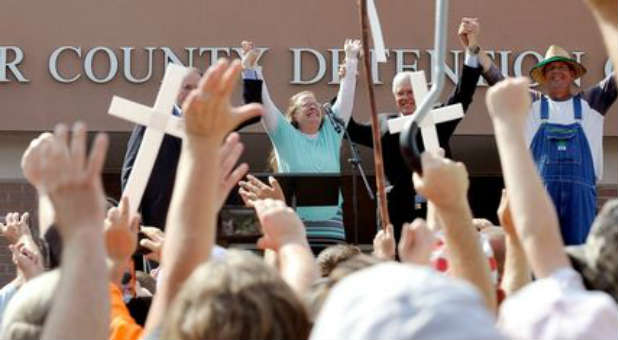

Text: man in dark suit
xmin=121 ymin=67 xmax=260 ymax=230
xmin=346 ymin=53 xmax=483 ymax=241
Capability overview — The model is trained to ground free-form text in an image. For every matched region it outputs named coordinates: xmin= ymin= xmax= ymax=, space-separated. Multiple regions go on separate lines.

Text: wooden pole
xmin=358 ymin=0 xmax=390 ymax=229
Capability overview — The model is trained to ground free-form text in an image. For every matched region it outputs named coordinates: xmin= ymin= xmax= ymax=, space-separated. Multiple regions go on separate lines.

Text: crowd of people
xmin=0 ymin=0 xmax=617 ymax=339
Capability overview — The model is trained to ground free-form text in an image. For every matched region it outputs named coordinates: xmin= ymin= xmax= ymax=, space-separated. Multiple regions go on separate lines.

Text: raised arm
xmin=436 ymin=20 xmax=484 ymax=139
xmin=583 ymin=0 xmax=618 ymax=83
xmin=459 ymin=17 xmax=542 ymax=104
xmin=413 ymin=150 xmax=497 ymax=312
xmin=36 ymin=122 xmax=110 ymax=340
xmin=103 ymin=197 xmax=144 ymax=340
xmin=496 ymin=189 xmax=531 ymax=296
xmin=458 ymin=17 xmax=504 ymax=87
xmin=21 ymin=133 xmax=58 ymax=235
xmin=240 ymin=41 xmax=283 ymax=132
xmin=144 ymin=59 xmax=262 ymax=334
xmin=253 ymin=199 xmax=319 ymax=296
xmin=486 ymin=77 xmax=571 ymax=278
xmin=332 ymin=40 xmax=360 ymax=125
xmin=346 ymin=117 xmax=374 ymax=147
xmin=582 ymin=73 xmax=617 ymax=115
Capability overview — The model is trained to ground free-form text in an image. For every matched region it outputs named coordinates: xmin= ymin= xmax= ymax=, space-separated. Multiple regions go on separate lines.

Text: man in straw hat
xmin=460 ymin=17 xmax=617 ymax=245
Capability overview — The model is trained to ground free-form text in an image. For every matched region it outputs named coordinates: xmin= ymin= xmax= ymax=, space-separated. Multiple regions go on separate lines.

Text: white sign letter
xmin=48 ymin=46 xmax=81 ymax=83
xmin=394 ymin=49 xmax=420 ymax=74
xmin=122 ymin=47 xmax=155 ymax=83
xmin=0 ymin=46 xmax=29 ymax=82
xmin=514 ymin=50 xmax=543 ymax=78
xmin=84 ymin=46 xmax=118 ymax=83
xmin=291 ymin=48 xmax=326 ymax=85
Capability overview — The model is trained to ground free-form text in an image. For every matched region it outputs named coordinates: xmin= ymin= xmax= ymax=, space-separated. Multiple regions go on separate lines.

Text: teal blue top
xmin=268 ymin=113 xmax=343 ymax=222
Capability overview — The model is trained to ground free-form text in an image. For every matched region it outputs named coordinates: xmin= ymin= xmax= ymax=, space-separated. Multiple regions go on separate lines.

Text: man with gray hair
xmin=346 ymin=22 xmax=483 ymax=240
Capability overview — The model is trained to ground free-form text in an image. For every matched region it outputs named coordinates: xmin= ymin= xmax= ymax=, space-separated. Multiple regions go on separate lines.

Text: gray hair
xmin=392 ymin=71 xmax=416 ymax=94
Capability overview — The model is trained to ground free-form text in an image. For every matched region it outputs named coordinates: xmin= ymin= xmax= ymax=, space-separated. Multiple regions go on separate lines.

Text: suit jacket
xmin=121 ymin=106 xmax=260 ymax=229
xmin=346 ymin=64 xmax=482 ymax=228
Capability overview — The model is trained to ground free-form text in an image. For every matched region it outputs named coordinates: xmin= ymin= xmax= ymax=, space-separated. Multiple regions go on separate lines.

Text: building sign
xmin=1 ymin=45 xmax=612 ymax=87
xmin=0 ymin=0 xmax=615 ymax=134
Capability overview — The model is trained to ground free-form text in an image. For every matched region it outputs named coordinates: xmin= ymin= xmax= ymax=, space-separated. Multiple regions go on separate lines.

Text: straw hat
xmin=529 ymin=45 xmax=587 ymax=84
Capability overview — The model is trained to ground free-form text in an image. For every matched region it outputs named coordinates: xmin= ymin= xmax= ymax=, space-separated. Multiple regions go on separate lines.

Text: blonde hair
xmin=285 ymin=91 xmax=316 ymax=128
xmin=163 ymin=250 xmax=311 ymax=340
xmin=267 ymin=149 xmax=278 ymax=172
xmin=1 ymin=270 xmax=59 ymax=340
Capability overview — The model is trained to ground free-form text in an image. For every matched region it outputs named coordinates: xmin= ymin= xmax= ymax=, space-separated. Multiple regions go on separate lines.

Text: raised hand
xmin=344 ymin=39 xmax=362 ymax=59
xmin=10 ymin=242 xmax=44 ymax=281
xmin=140 ymin=226 xmax=164 ymax=263
xmin=413 ymin=150 xmax=470 ymax=209
xmin=34 ymin=123 xmax=108 ymax=241
xmin=217 ymin=132 xmax=249 ymax=210
xmin=239 ymin=174 xmax=285 ymax=207
xmin=398 ymin=219 xmax=437 ymax=265
xmin=240 ymin=40 xmax=259 ymax=69
xmin=182 ymin=59 xmax=263 ymax=141
xmin=372 ymin=224 xmax=395 ymax=260
xmin=584 ymin=0 xmax=618 ymax=23
xmin=485 ymin=77 xmax=531 ymax=127
xmin=458 ymin=17 xmax=480 ymax=49
xmin=21 ymin=132 xmax=57 ymax=190
xmin=253 ymin=199 xmax=308 ymax=251
xmin=0 ymin=212 xmax=31 ymax=244
xmin=104 ymin=196 xmax=140 ymax=262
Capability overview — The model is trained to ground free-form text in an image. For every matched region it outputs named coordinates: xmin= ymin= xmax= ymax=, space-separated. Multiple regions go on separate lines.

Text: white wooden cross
xmin=108 ymin=64 xmax=190 ymax=213
xmin=387 ymin=71 xmax=464 ymax=151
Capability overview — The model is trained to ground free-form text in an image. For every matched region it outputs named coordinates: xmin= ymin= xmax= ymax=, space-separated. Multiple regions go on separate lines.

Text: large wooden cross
xmin=387 ymin=71 xmax=463 ymax=151
xmin=108 ymin=64 xmax=190 ymax=213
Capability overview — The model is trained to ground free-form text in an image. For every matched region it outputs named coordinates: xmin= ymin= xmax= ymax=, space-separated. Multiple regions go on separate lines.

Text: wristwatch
xmin=467 ymin=45 xmax=481 ymax=55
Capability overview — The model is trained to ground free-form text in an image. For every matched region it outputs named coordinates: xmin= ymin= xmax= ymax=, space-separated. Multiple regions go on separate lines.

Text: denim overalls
xmin=530 ymin=95 xmax=596 ymax=245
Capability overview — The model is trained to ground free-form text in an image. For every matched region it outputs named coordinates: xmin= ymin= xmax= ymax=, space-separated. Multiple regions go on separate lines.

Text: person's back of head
xmin=316 ymin=244 xmax=362 ymax=277
xmin=1 ymin=270 xmax=59 ymax=340
xmin=163 ymin=249 xmax=310 ymax=340
xmin=310 ymin=262 xmax=503 ymax=340
xmin=307 ymin=254 xmax=382 ymax=321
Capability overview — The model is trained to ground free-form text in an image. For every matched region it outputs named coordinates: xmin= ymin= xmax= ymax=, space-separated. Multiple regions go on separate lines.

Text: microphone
xmin=323 ymin=103 xmax=344 ymax=133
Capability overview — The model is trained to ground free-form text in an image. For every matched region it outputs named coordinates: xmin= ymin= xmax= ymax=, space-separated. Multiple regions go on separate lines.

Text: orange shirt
xmin=109 ymin=283 xmax=143 ymax=340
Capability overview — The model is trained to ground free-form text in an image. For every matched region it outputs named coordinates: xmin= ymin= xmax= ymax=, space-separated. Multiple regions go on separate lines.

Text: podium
xmin=218 ymin=173 xmax=342 ymax=243
xmin=227 ymin=173 xmax=341 ymax=208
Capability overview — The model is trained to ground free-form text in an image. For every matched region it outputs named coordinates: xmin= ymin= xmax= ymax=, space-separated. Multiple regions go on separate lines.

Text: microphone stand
xmin=324 ymin=103 xmax=374 ymax=244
